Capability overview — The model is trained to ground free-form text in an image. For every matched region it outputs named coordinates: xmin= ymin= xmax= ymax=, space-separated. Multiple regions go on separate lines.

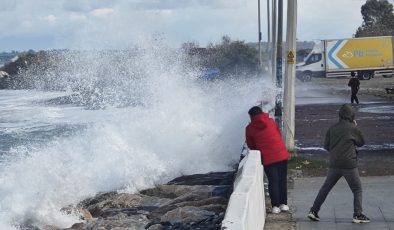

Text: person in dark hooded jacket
xmin=245 ymin=106 xmax=290 ymax=214
xmin=348 ymin=71 xmax=360 ymax=104
xmin=307 ymin=104 xmax=370 ymax=223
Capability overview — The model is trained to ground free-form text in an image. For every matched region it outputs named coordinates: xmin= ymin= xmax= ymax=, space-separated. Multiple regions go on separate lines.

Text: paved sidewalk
xmin=293 ymin=176 xmax=394 ymax=230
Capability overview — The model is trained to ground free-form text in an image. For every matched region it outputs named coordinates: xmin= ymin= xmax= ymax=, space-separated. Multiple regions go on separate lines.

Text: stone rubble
xmin=59 ymin=171 xmax=235 ymax=230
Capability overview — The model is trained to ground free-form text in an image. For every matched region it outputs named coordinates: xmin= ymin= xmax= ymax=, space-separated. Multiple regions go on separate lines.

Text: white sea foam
xmin=359 ymin=105 xmax=394 ymax=114
xmin=296 ymin=146 xmax=326 ymax=151
xmin=297 ymin=144 xmax=394 ymax=152
xmin=0 ymin=41 xmax=272 ymax=229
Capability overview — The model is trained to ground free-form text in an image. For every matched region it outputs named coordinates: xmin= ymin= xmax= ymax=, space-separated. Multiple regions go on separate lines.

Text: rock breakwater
xmin=61 ymin=171 xmax=235 ymax=230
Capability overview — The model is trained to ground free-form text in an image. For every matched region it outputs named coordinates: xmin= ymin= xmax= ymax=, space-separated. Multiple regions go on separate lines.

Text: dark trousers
xmin=351 ymin=91 xmax=359 ymax=104
xmin=264 ymin=160 xmax=288 ymax=207
xmin=311 ymin=168 xmax=363 ymax=215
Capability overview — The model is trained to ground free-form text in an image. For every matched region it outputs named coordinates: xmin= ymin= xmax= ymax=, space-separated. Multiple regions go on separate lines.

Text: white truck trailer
xmin=296 ymin=36 xmax=394 ymax=81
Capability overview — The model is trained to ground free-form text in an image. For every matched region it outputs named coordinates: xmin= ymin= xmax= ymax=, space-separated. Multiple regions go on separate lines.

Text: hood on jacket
xmin=250 ymin=113 xmax=269 ymax=129
xmin=339 ymin=104 xmax=355 ymax=122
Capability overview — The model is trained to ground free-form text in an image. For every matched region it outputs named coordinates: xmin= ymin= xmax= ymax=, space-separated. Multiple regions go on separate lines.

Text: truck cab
xmin=296 ymin=42 xmax=325 ymax=81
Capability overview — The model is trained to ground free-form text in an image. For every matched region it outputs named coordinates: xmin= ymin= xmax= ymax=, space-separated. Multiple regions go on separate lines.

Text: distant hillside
xmin=0 ymin=50 xmax=69 ymax=89
xmin=0 ymin=52 xmax=20 ymax=67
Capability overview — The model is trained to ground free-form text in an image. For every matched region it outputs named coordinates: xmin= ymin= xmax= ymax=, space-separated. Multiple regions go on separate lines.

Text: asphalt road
xmin=294 ymin=76 xmax=394 ymax=176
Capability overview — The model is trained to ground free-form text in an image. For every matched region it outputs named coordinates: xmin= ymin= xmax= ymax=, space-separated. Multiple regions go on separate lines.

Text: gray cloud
xmin=0 ymin=0 xmax=16 ymax=12
xmin=62 ymin=0 xmax=115 ymax=12
xmin=127 ymin=0 xmax=246 ymax=10
xmin=2 ymin=0 xmax=394 ymax=51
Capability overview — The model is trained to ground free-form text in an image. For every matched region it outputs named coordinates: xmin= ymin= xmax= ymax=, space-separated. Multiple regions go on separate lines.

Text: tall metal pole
xmin=284 ymin=0 xmax=297 ymax=151
xmin=271 ymin=0 xmax=277 ymax=83
xmin=267 ymin=0 xmax=271 ymax=45
xmin=258 ymin=0 xmax=263 ymax=69
xmin=266 ymin=0 xmax=271 ymax=74
xmin=276 ymin=0 xmax=283 ymax=88
xmin=274 ymin=0 xmax=283 ymax=126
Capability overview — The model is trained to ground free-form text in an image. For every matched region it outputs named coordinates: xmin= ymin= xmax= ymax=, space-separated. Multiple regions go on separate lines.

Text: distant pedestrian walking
xmin=348 ymin=72 xmax=360 ymax=104
xmin=307 ymin=104 xmax=370 ymax=223
xmin=245 ymin=106 xmax=290 ymax=214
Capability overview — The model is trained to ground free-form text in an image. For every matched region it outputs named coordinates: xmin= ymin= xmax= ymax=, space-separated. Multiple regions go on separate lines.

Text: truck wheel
xmin=383 ymin=74 xmax=394 ymax=78
xmin=301 ymin=72 xmax=312 ymax=82
xmin=358 ymin=72 xmax=372 ymax=80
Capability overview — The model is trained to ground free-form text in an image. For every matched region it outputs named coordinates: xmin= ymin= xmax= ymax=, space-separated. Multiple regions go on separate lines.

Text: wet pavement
xmin=292 ymin=176 xmax=394 ymax=230
xmin=290 ymin=78 xmax=394 ymax=230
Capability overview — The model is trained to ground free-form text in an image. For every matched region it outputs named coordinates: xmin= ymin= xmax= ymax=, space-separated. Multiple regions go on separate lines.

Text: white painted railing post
xmin=221 ymin=150 xmax=266 ymax=230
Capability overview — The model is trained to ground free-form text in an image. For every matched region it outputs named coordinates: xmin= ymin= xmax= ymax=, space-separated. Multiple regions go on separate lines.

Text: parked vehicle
xmin=296 ymin=36 xmax=394 ymax=81
xmin=199 ymin=68 xmax=220 ymax=80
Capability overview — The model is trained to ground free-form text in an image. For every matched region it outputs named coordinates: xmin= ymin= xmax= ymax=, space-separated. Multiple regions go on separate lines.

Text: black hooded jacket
xmin=348 ymin=78 xmax=360 ymax=94
xmin=324 ymin=104 xmax=365 ymax=169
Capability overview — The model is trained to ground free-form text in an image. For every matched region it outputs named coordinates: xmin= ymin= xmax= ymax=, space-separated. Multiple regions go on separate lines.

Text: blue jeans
xmin=264 ymin=160 xmax=288 ymax=207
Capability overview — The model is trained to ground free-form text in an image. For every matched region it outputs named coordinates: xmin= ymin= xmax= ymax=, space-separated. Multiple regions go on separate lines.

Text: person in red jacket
xmin=245 ymin=106 xmax=290 ymax=214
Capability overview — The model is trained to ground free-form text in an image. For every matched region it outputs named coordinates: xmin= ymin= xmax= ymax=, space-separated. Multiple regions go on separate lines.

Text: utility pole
xmin=274 ymin=0 xmax=283 ymax=127
xmin=276 ymin=0 xmax=283 ymax=88
xmin=267 ymin=0 xmax=271 ymax=46
xmin=267 ymin=0 xmax=271 ymax=73
xmin=283 ymin=0 xmax=297 ymax=151
xmin=271 ymin=0 xmax=277 ymax=84
xmin=258 ymin=0 xmax=262 ymax=69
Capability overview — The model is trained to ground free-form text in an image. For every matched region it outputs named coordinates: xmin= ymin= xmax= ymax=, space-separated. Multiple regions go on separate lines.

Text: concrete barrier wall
xmin=221 ymin=150 xmax=265 ymax=230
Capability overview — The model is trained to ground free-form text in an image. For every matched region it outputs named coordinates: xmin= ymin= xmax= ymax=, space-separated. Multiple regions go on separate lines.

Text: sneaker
xmin=307 ymin=210 xmax=320 ymax=221
xmin=272 ymin=206 xmax=281 ymax=214
xmin=352 ymin=213 xmax=370 ymax=223
xmin=279 ymin=204 xmax=290 ymax=212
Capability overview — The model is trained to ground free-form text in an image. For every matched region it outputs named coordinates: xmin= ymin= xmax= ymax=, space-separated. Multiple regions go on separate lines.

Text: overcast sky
xmin=1 ymin=0 xmax=394 ymax=51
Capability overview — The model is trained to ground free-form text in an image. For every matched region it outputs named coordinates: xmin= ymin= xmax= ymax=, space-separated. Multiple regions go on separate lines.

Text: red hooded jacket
xmin=245 ymin=113 xmax=289 ymax=166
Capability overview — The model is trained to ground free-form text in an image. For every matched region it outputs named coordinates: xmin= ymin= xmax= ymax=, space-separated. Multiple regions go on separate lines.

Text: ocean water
xmin=0 ymin=43 xmax=274 ymax=229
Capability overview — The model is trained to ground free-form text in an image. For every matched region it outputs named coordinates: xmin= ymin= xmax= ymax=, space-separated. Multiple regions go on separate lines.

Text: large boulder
xmin=66 ymin=214 xmax=149 ymax=230
xmin=80 ymin=192 xmax=171 ymax=217
xmin=167 ymin=172 xmax=235 ymax=186
xmin=160 ymin=206 xmax=215 ymax=224
xmin=140 ymin=185 xmax=215 ymax=200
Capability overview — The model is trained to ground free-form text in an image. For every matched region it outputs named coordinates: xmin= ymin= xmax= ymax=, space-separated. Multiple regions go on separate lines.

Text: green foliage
xmin=206 ymin=36 xmax=259 ymax=75
xmin=182 ymin=36 xmax=259 ymax=77
xmin=355 ymin=0 xmax=394 ymax=37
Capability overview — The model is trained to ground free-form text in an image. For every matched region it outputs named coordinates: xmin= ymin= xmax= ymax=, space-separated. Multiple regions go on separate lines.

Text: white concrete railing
xmin=221 ymin=150 xmax=266 ymax=230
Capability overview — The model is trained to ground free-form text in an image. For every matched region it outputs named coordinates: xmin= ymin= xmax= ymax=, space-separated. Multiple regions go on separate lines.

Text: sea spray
xmin=0 ymin=40 xmax=272 ymax=229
